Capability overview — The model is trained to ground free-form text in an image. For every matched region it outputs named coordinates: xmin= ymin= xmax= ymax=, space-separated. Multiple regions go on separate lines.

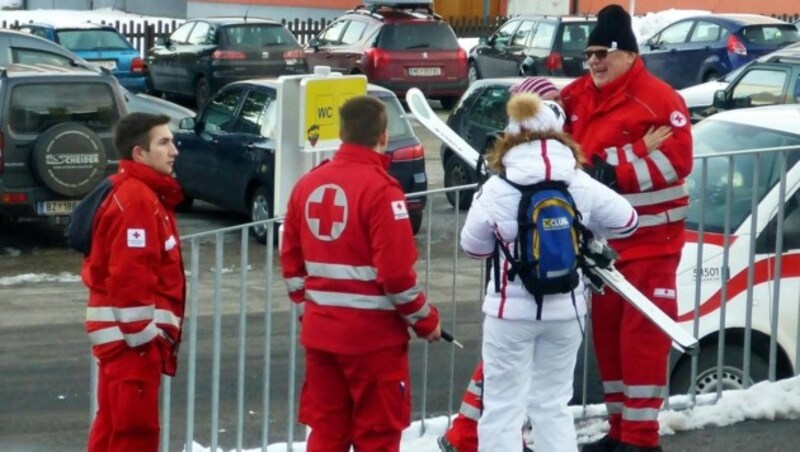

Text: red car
xmin=305 ymin=1 xmax=468 ymax=109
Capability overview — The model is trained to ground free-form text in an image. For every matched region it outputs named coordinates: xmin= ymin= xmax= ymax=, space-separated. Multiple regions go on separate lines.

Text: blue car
xmin=18 ymin=23 xmax=147 ymax=92
xmin=640 ymin=14 xmax=800 ymax=89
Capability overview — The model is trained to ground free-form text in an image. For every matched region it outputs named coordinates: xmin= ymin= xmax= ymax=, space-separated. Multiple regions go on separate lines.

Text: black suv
xmin=146 ymin=17 xmax=308 ymax=108
xmin=468 ymin=15 xmax=596 ymax=83
xmin=0 ymin=64 xmax=126 ymax=222
xmin=305 ymin=1 xmax=468 ymax=109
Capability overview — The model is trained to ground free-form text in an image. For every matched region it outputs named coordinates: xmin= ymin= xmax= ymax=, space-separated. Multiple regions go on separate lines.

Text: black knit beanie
xmin=587 ymin=4 xmax=639 ymax=53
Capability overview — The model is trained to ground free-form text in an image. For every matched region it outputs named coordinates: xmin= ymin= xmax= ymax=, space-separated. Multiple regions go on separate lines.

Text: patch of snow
xmin=0 ymin=272 xmax=80 ymax=286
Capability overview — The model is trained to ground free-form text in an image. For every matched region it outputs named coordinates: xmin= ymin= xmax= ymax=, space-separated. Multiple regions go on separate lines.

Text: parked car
xmin=640 ymin=14 xmax=800 ymax=89
xmin=304 ymin=1 xmax=468 ymax=109
xmin=438 ymin=76 xmax=572 ymax=209
xmin=17 ymin=22 xmax=147 ymax=92
xmin=679 ymin=65 xmax=745 ymax=122
xmin=0 ymin=63 xmax=126 ymax=222
xmin=691 ymin=43 xmax=800 ymax=121
xmin=121 ymin=87 xmax=195 ymax=131
xmin=146 ymin=17 xmax=308 ymax=108
xmin=468 ymin=15 xmax=595 ymax=83
xmin=173 ymin=79 xmax=427 ymax=242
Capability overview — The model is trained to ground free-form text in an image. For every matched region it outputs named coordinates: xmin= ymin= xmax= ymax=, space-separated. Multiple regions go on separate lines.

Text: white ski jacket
xmin=461 ymin=138 xmax=639 ymax=321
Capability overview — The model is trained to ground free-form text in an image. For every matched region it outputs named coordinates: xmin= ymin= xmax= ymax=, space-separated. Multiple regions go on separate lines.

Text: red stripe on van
xmin=676 ymin=253 xmax=800 ymax=322
xmin=686 ymin=230 xmax=736 ymax=246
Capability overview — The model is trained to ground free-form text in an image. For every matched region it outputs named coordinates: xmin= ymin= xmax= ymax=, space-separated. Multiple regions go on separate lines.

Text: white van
xmin=671 ymin=104 xmax=800 ymax=394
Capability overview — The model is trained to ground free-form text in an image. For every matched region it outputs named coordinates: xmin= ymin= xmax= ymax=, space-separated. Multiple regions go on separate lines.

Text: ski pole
xmin=441 ymin=329 xmax=464 ymax=349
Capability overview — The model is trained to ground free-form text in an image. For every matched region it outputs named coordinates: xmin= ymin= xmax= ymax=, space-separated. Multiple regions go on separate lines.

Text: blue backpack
xmin=495 ymin=177 xmax=584 ymax=319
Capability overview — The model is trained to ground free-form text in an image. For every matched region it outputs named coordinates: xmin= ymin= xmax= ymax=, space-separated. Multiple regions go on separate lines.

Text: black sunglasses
xmin=583 ymin=48 xmax=618 ymax=60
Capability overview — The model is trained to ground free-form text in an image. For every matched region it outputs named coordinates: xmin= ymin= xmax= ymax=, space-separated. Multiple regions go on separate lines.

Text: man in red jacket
xmin=560 ymin=5 xmax=693 ymax=452
xmin=81 ymin=113 xmax=185 ymax=452
xmin=280 ymin=95 xmax=442 ymax=452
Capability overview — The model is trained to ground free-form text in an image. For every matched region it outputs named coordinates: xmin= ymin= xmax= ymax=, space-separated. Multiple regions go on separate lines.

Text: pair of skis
xmin=405 ymin=88 xmax=698 ymax=354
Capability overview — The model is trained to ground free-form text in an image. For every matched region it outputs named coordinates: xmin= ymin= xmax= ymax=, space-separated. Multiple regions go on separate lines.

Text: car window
xmin=562 ymin=23 xmax=592 ymax=52
xmin=740 ymin=25 xmax=800 ymax=46
xmin=492 ymin=20 xmax=520 ymax=48
xmin=11 ymin=48 xmax=72 ymax=67
xmin=377 ymin=94 xmax=415 ymax=141
xmin=56 ymin=29 xmax=132 ymax=51
xmin=232 ymin=90 xmax=272 ymax=135
xmin=202 ymin=88 xmax=243 ymax=133
xmin=731 ymin=69 xmax=788 ymax=107
xmin=340 ymin=20 xmax=368 ymax=45
xmin=510 ymin=21 xmax=535 ymax=47
xmin=530 ymin=22 xmax=557 ymax=49
xmin=8 ymin=82 xmax=118 ymax=133
xmin=689 ymin=20 xmax=723 ymax=43
xmin=656 ymin=20 xmax=693 ymax=45
xmin=187 ymin=21 xmax=212 ymax=45
xmin=319 ymin=20 xmax=348 ymax=45
xmin=468 ymin=85 xmax=510 ymax=130
xmin=170 ymin=22 xmax=195 ymax=44
xmin=222 ymin=24 xmax=298 ymax=48
xmin=377 ymin=23 xmax=459 ymax=50
xmin=689 ymin=119 xmax=800 ymax=233
xmin=19 ymin=27 xmax=48 ymax=39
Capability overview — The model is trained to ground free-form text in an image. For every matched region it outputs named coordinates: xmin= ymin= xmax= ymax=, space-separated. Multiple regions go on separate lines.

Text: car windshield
xmin=9 ymin=82 xmax=118 ymax=133
xmin=222 ymin=24 xmax=297 ymax=48
xmin=57 ymin=29 xmax=131 ymax=51
xmin=376 ymin=23 xmax=459 ymax=51
xmin=687 ymin=118 xmax=800 ymax=233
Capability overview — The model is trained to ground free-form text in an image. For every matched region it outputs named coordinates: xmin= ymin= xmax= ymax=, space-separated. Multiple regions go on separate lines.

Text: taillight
xmin=130 ymin=57 xmax=145 ymax=73
xmin=283 ymin=49 xmax=304 ymax=59
xmin=0 ymin=131 xmax=4 ymax=174
xmin=212 ymin=50 xmax=246 ymax=60
xmin=391 ymin=144 xmax=424 ymax=162
xmin=727 ymin=35 xmax=747 ymax=56
xmin=456 ymin=48 xmax=468 ymax=74
xmin=546 ymin=52 xmax=563 ymax=72
xmin=366 ymin=48 xmax=390 ymax=71
xmin=2 ymin=193 xmax=28 ymax=204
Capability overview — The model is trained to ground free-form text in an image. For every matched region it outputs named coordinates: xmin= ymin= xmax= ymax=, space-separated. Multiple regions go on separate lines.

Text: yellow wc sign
xmin=299 ymin=75 xmax=368 ymax=152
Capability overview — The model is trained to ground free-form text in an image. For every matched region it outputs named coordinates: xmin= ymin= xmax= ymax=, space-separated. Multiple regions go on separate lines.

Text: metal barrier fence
xmin=90 ymin=145 xmax=799 ymax=451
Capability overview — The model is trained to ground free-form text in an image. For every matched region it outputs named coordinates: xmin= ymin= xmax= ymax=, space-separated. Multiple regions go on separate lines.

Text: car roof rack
xmin=352 ymin=1 xmax=440 ymax=20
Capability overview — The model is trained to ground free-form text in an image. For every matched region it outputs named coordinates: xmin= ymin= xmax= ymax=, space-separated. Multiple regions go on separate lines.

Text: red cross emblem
xmin=305 ymin=184 xmax=347 ymax=241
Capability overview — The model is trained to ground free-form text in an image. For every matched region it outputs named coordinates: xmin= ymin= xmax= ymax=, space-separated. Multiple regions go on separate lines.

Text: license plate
xmin=37 ymin=200 xmax=79 ymax=216
xmin=92 ymin=60 xmax=117 ymax=70
xmin=409 ymin=67 xmax=441 ymax=77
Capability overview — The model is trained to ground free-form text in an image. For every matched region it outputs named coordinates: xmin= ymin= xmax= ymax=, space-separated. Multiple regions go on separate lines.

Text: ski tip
xmin=405 ymin=88 xmax=432 ymax=119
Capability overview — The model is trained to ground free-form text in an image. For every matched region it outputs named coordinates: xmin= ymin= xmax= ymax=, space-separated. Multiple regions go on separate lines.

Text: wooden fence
xmin=1 ymin=13 xmax=798 ymax=57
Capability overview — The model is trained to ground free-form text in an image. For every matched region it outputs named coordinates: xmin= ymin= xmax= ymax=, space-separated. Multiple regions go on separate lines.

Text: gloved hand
xmin=587 ymin=157 xmax=619 ymax=191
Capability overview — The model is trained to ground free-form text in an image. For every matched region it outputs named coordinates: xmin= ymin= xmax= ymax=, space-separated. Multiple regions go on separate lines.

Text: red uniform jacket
xmin=280 ymin=143 xmax=439 ymax=355
xmin=561 ymin=58 xmax=694 ymax=260
xmin=82 ymin=160 xmax=185 ymax=376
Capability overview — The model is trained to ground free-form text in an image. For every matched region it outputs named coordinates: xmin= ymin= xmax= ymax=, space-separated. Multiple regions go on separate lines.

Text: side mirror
xmin=155 ymin=36 xmax=169 ymax=47
xmin=308 ymin=37 xmax=320 ymax=50
xmin=179 ymin=117 xmax=196 ymax=130
xmin=712 ymin=90 xmax=729 ymax=109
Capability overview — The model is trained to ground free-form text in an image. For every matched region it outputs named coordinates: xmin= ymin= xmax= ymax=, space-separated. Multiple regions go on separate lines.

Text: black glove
xmin=587 ymin=157 xmax=619 ymax=191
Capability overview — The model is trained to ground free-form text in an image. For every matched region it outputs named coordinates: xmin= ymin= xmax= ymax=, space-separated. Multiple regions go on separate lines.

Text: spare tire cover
xmin=32 ymin=122 xmax=108 ymax=197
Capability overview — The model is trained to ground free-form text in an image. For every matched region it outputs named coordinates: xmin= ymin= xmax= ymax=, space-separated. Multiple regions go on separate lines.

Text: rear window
xmin=377 ymin=93 xmax=415 ymax=141
xmin=57 ymin=29 xmax=131 ymax=51
xmin=740 ymin=25 xmax=800 ymax=46
xmin=377 ymin=23 xmax=459 ymax=51
xmin=530 ymin=22 xmax=557 ymax=50
xmin=561 ymin=23 xmax=593 ymax=51
xmin=8 ymin=83 xmax=118 ymax=133
xmin=222 ymin=24 xmax=298 ymax=48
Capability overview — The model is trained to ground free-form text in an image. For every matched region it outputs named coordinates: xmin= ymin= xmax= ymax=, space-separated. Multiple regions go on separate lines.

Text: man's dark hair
xmin=339 ymin=95 xmax=387 ymax=148
xmin=114 ymin=113 xmax=172 ymax=160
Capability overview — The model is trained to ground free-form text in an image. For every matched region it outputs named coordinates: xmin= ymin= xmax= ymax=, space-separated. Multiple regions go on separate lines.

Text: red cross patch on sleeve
xmin=391 ymin=200 xmax=409 ymax=220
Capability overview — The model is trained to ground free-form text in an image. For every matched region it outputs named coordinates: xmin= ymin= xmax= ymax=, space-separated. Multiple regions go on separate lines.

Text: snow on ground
xmin=0 ymin=6 xmax=180 ymax=26
xmin=0 ymin=272 xmax=80 ymax=286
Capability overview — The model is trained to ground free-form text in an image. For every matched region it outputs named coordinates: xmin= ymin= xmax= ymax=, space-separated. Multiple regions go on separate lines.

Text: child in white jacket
xmin=461 ymin=93 xmax=639 ymax=452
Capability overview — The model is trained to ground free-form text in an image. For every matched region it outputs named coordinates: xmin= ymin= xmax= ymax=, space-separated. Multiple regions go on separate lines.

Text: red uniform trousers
xmin=443 ymin=362 xmax=484 ymax=452
xmin=301 ymin=344 xmax=411 ymax=452
xmin=591 ymin=254 xmax=681 ymax=447
xmin=88 ymin=345 xmax=162 ymax=452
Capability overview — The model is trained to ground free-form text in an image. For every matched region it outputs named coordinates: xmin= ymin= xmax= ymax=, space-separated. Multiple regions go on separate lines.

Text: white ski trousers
xmin=478 ymin=315 xmax=583 ymax=452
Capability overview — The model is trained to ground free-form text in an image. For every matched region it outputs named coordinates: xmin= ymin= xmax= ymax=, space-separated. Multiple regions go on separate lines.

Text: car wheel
xmin=703 ymin=71 xmax=721 ymax=82
xmin=195 ymin=76 xmax=211 ymax=109
xmin=468 ymin=61 xmax=481 ymax=85
xmin=175 ymin=195 xmax=194 ymax=213
xmin=32 ymin=122 xmax=107 ymax=197
xmin=439 ymin=96 xmax=458 ymax=110
xmin=250 ymin=186 xmax=273 ymax=245
xmin=444 ymin=155 xmax=475 ymax=210
xmin=409 ymin=209 xmax=423 ymax=235
xmin=670 ymin=343 xmax=769 ymax=395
